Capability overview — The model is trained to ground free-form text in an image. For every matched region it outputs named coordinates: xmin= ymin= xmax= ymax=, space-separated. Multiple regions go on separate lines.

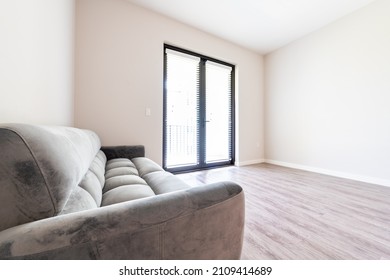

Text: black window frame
xmin=163 ymin=44 xmax=235 ymax=173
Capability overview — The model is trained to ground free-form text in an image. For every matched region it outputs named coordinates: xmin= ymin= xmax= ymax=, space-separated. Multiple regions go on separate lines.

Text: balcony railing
xmin=166 ymin=124 xmax=197 ymax=167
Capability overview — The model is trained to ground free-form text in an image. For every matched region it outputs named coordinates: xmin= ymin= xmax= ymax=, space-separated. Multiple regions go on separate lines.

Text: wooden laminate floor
xmin=176 ymin=163 xmax=390 ymax=259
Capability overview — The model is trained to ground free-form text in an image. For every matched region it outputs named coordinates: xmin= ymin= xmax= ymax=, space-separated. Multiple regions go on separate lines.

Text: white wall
xmin=265 ymin=0 xmax=390 ymax=186
xmin=0 ymin=0 xmax=74 ymax=125
xmin=75 ymin=0 xmax=264 ymax=165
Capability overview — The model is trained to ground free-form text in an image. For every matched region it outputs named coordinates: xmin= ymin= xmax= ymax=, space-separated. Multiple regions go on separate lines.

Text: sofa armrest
xmin=101 ymin=145 xmax=145 ymax=160
xmin=0 ymin=181 xmax=244 ymax=260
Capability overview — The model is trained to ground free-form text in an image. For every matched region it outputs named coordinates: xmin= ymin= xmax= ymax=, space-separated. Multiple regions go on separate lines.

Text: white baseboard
xmin=265 ymin=159 xmax=390 ymax=188
xmin=235 ymin=159 xmax=265 ymax=167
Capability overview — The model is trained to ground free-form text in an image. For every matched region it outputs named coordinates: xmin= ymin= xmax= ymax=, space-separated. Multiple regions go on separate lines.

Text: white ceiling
xmin=127 ymin=0 xmax=377 ymax=54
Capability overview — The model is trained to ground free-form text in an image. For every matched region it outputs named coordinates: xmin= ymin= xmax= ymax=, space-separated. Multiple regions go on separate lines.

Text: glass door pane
xmin=205 ymin=61 xmax=232 ymax=163
xmin=164 ymin=49 xmax=200 ymax=168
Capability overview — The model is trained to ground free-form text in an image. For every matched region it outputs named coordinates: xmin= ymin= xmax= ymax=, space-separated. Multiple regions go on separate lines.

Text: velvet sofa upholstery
xmin=0 ymin=123 xmax=245 ymax=259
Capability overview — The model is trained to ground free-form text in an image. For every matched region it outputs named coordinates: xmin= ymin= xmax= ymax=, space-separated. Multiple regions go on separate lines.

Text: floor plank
xmin=176 ymin=163 xmax=390 ymax=259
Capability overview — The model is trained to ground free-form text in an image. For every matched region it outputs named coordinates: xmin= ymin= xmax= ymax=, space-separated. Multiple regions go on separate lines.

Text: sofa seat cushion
xmin=101 ymin=158 xmax=156 ymax=206
xmin=101 ymin=157 xmax=191 ymax=207
xmin=142 ymin=171 xmax=191 ymax=195
xmin=131 ymin=157 xmax=165 ymax=176
xmin=102 ymin=185 xmax=155 ymax=206
xmin=104 ymin=175 xmax=148 ymax=192
xmin=105 ymin=158 xmax=139 ymax=179
xmin=132 ymin=158 xmax=191 ymax=195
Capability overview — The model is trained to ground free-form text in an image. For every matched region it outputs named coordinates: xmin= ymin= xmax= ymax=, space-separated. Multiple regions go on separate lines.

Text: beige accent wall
xmin=75 ymin=0 xmax=264 ymax=165
xmin=265 ymin=0 xmax=390 ymax=186
xmin=0 ymin=0 xmax=74 ymax=125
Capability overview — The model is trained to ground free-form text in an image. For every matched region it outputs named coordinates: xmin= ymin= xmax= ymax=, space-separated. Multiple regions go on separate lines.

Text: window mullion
xmin=198 ymin=58 xmax=206 ymax=168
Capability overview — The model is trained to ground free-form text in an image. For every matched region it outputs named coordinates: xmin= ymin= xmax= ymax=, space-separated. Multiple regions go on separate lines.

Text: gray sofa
xmin=0 ymin=123 xmax=245 ymax=259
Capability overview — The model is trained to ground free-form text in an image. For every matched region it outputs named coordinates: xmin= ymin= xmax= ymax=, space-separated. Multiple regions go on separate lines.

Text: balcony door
xmin=163 ymin=45 xmax=235 ymax=172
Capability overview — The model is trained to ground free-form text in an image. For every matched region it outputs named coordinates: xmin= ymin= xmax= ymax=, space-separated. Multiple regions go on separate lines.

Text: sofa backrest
xmin=0 ymin=124 xmax=102 ymax=231
xmin=59 ymin=150 xmax=107 ymax=215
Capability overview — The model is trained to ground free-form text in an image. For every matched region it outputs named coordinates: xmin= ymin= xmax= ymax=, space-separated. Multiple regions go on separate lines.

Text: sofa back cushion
xmin=0 ymin=124 xmax=101 ymax=231
xmin=60 ymin=151 xmax=107 ymax=215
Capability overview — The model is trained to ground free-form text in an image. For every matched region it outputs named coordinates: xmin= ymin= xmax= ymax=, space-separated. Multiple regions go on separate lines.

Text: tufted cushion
xmin=131 ymin=157 xmax=164 ymax=176
xmin=132 ymin=158 xmax=191 ymax=194
xmin=104 ymin=175 xmax=148 ymax=192
xmin=102 ymin=185 xmax=155 ymax=206
xmin=89 ymin=151 xmax=107 ymax=187
xmin=105 ymin=158 xmax=139 ymax=179
xmin=143 ymin=171 xmax=191 ymax=194
xmin=101 ymin=158 xmax=156 ymax=206
xmin=100 ymin=157 xmax=192 ymax=207
xmin=61 ymin=150 xmax=107 ymax=214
